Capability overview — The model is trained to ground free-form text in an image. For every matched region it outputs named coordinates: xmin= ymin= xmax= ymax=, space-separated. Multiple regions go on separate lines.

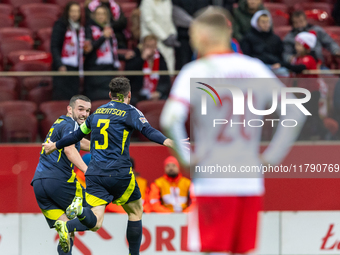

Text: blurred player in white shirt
xmin=160 ymin=7 xmax=306 ymax=255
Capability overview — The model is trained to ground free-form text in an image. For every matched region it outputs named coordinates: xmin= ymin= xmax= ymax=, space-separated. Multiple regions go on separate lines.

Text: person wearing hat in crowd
xmin=283 ymin=31 xmax=338 ymax=140
xmin=149 ymin=156 xmax=191 ymax=213
xmin=241 ymin=10 xmax=289 ymax=76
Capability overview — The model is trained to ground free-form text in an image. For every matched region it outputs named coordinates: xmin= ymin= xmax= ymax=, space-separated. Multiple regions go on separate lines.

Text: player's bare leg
xmin=122 ymin=198 xmax=143 ymax=255
xmin=89 ymin=205 xmax=106 ymax=231
xmin=122 ymin=198 xmax=143 ymax=221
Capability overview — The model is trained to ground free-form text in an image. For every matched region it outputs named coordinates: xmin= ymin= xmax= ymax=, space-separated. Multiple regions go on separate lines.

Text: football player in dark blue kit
xmin=43 ymin=77 xmax=175 ymax=255
xmin=32 ymin=95 xmax=92 ymax=254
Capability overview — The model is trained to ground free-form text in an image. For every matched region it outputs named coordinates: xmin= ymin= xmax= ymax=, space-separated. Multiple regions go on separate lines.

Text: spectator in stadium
xmin=140 ymin=0 xmax=179 ymax=72
xmin=51 ymin=2 xmax=87 ymax=100
xmin=86 ymin=0 xmax=128 ymax=49
xmin=172 ymin=0 xmax=210 ymax=70
xmin=333 ymin=0 xmax=340 ymax=26
xmin=233 ymin=0 xmax=266 ymax=42
xmin=149 ymin=156 xmax=191 ymax=213
xmin=84 ymin=5 xmax=120 ymax=101
xmin=241 ymin=10 xmax=289 ymax=76
xmin=125 ymin=34 xmax=171 ymax=106
xmin=283 ymin=11 xmax=340 ymax=68
xmin=285 ymin=31 xmax=338 ymax=140
xmin=106 ymin=158 xmax=151 ymax=213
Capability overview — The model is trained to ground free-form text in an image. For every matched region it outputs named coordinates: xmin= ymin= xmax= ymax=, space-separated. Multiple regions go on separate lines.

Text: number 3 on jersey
xmin=95 ymin=119 xmax=110 ymax=150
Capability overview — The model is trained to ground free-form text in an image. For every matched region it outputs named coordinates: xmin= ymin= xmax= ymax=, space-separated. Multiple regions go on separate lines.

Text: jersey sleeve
xmin=126 ymin=107 xmax=150 ymax=132
xmin=61 ymin=122 xmax=76 ymax=138
xmin=169 ymin=64 xmax=192 ymax=106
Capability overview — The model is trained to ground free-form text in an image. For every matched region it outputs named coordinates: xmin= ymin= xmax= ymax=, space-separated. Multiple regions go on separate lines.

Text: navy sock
xmin=66 ymin=218 xmax=89 ymax=232
xmin=126 ymin=220 xmax=142 ymax=255
xmin=57 ymin=238 xmax=73 ymax=255
xmin=78 ymin=207 xmax=97 ymax=229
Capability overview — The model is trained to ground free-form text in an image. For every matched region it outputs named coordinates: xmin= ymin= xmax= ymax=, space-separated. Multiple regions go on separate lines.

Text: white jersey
xmin=161 ymin=52 xmax=305 ymax=196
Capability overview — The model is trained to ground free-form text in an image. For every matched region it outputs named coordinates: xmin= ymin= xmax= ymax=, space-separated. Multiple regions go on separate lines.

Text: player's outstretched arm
xmin=80 ymin=138 xmax=91 ymax=151
xmin=64 ymin=145 xmax=88 ymax=173
xmin=42 ymin=128 xmax=87 ymax=155
xmin=140 ymin=125 xmax=171 ymax=147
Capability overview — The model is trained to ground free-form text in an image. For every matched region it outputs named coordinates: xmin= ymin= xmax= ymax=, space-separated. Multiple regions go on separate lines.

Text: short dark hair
xmin=62 ymin=1 xmax=81 ymax=24
xmin=69 ymin=95 xmax=91 ymax=108
xmin=290 ymin=11 xmax=306 ymax=23
xmin=109 ymin=77 xmax=131 ymax=98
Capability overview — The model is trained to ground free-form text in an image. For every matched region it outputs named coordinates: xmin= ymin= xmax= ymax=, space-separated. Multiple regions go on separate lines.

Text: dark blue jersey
xmin=32 ymin=115 xmax=81 ymax=184
xmin=80 ymin=100 xmax=150 ymax=176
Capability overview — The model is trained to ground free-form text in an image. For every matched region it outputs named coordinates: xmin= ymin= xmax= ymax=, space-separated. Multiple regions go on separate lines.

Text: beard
xmin=166 ymin=172 xmax=179 ymax=178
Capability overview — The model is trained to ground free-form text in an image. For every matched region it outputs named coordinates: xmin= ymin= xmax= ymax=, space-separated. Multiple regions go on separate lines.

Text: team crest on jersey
xmin=139 ymin=117 xmax=148 ymax=124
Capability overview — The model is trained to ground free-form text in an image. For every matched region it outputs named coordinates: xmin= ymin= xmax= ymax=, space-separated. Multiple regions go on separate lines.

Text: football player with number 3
xmin=42 ymin=77 xmax=176 ymax=255
xmin=161 ymin=7 xmax=307 ymax=255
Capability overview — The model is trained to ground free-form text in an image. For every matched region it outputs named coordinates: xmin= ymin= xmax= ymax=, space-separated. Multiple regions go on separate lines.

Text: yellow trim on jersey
xmin=80 ymin=122 xmax=91 ymax=134
xmin=75 ymin=181 xmax=83 ymax=198
xmin=113 ymin=168 xmax=135 ymax=205
xmin=41 ymin=209 xmax=64 ymax=220
xmin=67 ymin=170 xmax=76 ymax=183
xmin=86 ymin=192 xmax=108 ymax=207
xmin=57 ymin=149 xmax=63 ymax=162
xmin=121 ymin=130 xmax=129 ymax=155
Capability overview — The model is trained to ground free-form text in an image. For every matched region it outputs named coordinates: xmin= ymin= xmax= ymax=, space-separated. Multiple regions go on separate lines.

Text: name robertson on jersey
xmin=94 ymin=108 xmax=126 ymax=117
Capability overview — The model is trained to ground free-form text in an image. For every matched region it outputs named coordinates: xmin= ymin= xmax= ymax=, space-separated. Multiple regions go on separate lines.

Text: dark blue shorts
xmin=85 ymin=168 xmax=141 ymax=207
xmin=32 ymin=178 xmax=86 ymax=228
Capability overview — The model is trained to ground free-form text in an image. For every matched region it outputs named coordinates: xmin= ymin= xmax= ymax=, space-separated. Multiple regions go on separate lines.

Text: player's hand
xmin=181 ymin=137 xmax=190 ymax=150
xmin=259 ymin=154 xmax=270 ymax=167
xmin=42 ymin=140 xmax=57 ymax=155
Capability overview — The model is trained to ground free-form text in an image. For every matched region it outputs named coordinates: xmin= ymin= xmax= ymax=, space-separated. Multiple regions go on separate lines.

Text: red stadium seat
xmin=0 ymin=101 xmax=37 ymax=118
xmin=37 ymin=27 xmax=53 ymax=43
xmin=136 ymin=100 xmax=166 ymax=115
xmin=3 ymin=0 xmax=43 ymax=10
xmin=324 ymin=27 xmax=340 ymax=40
xmin=0 ymin=27 xmax=33 ymax=42
xmin=0 ymin=14 xmax=14 ymax=28
xmin=0 ymin=4 xmax=13 ymax=15
xmin=294 ymin=3 xmax=334 ymax=26
xmin=27 ymin=85 xmax=53 ymax=107
xmin=39 ymin=101 xmax=69 ymax=137
xmin=120 ymin=2 xmax=137 ymax=19
xmin=47 ymin=0 xmax=84 ymax=8
xmin=1 ymin=112 xmax=38 ymax=142
xmin=19 ymin=3 xmax=60 ymax=19
xmin=20 ymin=15 xmax=57 ymax=35
xmin=7 ymin=50 xmax=52 ymax=65
xmin=0 ymin=89 xmax=18 ymax=102
xmin=0 ymin=77 xmax=18 ymax=92
xmin=90 ymin=100 xmax=110 ymax=113
xmin=38 ymin=39 xmax=51 ymax=52
xmin=22 ymin=77 xmax=52 ymax=92
xmin=275 ymin=0 xmax=309 ymax=9
xmin=272 ymin=15 xmax=289 ymax=27
xmin=264 ymin=3 xmax=289 ymax=14
xmin=273 ymin=26 xmax=292 ymax=39
xmin=0 ymin=39 xmax=33 ymax=66
xmin=11 ymin=61 xmax=50 ymax=71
